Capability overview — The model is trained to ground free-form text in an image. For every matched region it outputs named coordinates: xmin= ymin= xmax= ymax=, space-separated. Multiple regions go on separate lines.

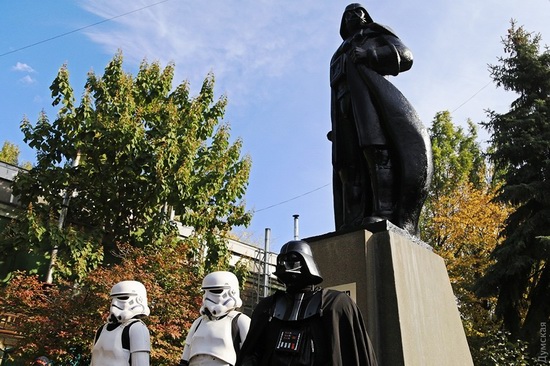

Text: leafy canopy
xmin=2 ymin=51 xmax=252 ymax=280
xmin=420 ymin=111 xmax=524 ymax=362
xmin=0 ymin=141 xmax=32 ymax=169
xmin=0 ymin=141 xmax=21 ymax=166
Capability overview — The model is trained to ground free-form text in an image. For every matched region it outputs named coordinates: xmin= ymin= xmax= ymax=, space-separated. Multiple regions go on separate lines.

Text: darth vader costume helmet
xmin=274 ymin=240 xmax=323 ymax=289
xmin=200 ymin=271 xmax=243 ymax=319
xmin=109 ymin=280 xmax=150 ymax=323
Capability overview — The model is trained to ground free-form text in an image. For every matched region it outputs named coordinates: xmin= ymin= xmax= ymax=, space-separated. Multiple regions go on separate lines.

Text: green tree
xmin=420 ymin=112 xmax=531 ymax=362
xmin=1 ymin=51 xmax=251 ymax=281
xmin=427 ymin=182 xmax=513 ymax=363
xmin=427 ymin=111 xmax=486 ymax=199
xmin=421 ymin=111 xmax=488 ymax=244
xmin=0 ymin=141 xmax=31 ymax=169
xmin=477 ymin=22 xmax=550 ymax=354
xmin=0 ymin=141 xmax=20 ymax=165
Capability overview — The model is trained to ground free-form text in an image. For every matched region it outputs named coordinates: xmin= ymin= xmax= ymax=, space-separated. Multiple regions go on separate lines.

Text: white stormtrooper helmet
xmin=200 ymin=271 xmax=242 ymax=319
xmin=109 ymin=280 xmax=150 ymax=323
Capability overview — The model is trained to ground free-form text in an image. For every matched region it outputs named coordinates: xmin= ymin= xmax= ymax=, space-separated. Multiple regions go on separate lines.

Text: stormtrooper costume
xmin=236 ymin=240 xmax=378 ymax=366
xmin=91 ymin=280 xmax=151 ymax=366
xmin=179 ymin=271 xmax=251 ymax=366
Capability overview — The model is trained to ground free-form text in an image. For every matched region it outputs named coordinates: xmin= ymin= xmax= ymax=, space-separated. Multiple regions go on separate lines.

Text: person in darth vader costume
xmin=329 ymin=3 xmax=432 ymax=237
xmin=236 ymin=240 xmax=378 ymax=366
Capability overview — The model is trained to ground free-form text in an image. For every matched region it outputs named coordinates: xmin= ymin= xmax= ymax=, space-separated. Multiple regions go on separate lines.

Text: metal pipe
xmin=293 ymin=214 xmax=300 ymax=240
xmin=263 ymin=228 xmax=271 ymax=297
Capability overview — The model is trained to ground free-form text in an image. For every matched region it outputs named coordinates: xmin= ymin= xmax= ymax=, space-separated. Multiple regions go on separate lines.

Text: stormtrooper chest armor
xmin=189 ymin=314 xmax=237 ymax=365
xmin=91 ymin=323 xmax=130 ymax=366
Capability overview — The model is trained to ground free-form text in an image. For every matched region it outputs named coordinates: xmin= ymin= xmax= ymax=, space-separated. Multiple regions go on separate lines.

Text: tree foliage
xmin=428 ymin=111 xmax=487 ymax=200
xmin=1 ymin=51 xmax=251 ymax=280
xmin=476 ymin=330 xmax=545 ymax=366
xmin=421 ymin=110 xmax=489 ymax=244
xmin=0 ymin=237 xmax=204 ymax=365
xmin=0 ymin=141 xmax=31 ymax=169
xmin=477 ymin=21 xmax=550 ymax=353
xmin=421 ymin=111 xmax=524 ymax=362
xmin=0 ymin=141 xmax=20 ymax=165
xmin=427 ymin=182 xmax=514 ymax=363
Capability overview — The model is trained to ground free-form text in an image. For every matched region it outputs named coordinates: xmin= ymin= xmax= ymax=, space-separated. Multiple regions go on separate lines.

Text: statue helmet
xmin=274 ymin=240 xmax=323 ymax=287
xmin=340 ymin=3 xmax=374 ymax=39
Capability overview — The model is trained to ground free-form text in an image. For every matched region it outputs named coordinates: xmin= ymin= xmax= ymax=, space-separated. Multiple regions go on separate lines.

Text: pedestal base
xmin=305 ymin=223 xmax=473 ymax=366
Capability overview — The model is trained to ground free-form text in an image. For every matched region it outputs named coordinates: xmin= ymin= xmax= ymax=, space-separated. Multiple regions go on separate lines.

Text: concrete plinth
xmin=305 ymin=223 xmax=473 ymax=366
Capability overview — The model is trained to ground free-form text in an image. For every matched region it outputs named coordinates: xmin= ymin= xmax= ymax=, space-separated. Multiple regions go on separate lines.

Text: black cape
xmin=236 ymin=289 xmax=378 ymax=366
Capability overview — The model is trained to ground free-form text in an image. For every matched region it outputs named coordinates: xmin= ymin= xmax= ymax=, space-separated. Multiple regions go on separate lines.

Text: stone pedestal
xmin=305 ymin=223 xmax=473 ymax=366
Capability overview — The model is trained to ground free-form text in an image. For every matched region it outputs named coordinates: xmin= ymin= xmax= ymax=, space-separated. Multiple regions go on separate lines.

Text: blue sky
xmin=1 ymin=0 xmax=549 ymax=252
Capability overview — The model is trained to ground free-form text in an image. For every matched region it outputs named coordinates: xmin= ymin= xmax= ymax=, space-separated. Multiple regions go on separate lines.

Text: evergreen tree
xmin=477 ymin=22 xmax=550 ymax=353
xmin=420 ymin=111 xmax=520 ymax=362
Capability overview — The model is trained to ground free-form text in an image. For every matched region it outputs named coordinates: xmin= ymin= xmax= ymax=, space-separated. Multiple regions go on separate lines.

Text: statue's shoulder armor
xmin=333 ymin=23 xmax=399 ymax=57
xmin=365 ymin=23 xmax=399 ymax=38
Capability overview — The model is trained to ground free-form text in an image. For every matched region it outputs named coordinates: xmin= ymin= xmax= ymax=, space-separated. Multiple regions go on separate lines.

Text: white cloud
xmin=79 ymin=0 xmax=342 ymax=102
xmin=19 ymin=75 xmax=36 ymax=84
xmin=12 ymin=62 xmax=36 ymax=73
xmin=73 ymin=0 xmax=550 ymax=247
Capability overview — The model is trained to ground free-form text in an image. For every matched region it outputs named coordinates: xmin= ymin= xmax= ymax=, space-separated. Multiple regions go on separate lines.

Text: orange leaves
xmin=423 ymin=182 xmax=513 ymax=351
xmin=0 ymin=239 xmax=203 ymax=365
xmin=430 ymin=183 xmax=511 ymax=259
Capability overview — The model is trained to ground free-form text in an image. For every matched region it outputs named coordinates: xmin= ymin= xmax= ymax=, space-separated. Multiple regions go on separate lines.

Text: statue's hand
xmin=350 ymin=47 xmax=368 ymax=63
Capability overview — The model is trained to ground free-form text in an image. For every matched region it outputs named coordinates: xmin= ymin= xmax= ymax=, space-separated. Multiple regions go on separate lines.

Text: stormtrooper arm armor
xmin=131 ymin=351 xmax=149 ymax=366
xmin=130 ymin=322 xmax=150 ymax=366
xmin=237 ymin=313 xmax=251 ymax=349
